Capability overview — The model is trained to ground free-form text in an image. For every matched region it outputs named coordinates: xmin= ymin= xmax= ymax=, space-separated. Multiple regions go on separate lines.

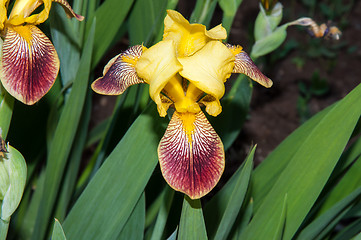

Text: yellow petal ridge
xmin=8 ymin=0 xmax=83 ymax=26
xmin=179 ymin=41 xmax=234 ymax=101
xmin=0 ymin=0 xmax=9 ymax=30
xmin=180 ymin=112 xmax=196 ymax=143
xmin=135 ymin=40 xmax=183 ymax=116
xmin=8 ymin=0 xmax=51 ymax=25
xmin=163 ymin=10 xmax=227 ymax=57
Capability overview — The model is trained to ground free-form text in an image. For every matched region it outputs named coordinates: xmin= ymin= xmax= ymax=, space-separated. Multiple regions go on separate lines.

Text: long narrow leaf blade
xmin=31 ymin=20 xmax=96 ymax=240
xmin=0 ymin=89 xmax=14 ymax=138
xmin=51 ymin=219 xmax=67 ymax=240
xmin=207 ymin=146 xmax=255 ymax=240
xmin=251 ymin=103 xmax=334 ymax=210
xmin=50 ymin=5 xmax=82 ymax=86
xmin=128 ymin=0 xmax=168 ymax=45
xmin=63 ymin=104 xmax=166 ymax=239
xmin=178 ymin=197 xmax=208 ymax=240
xmin=241 ymin=83 xmax=361 ymax=240
xmin=273 ymin=194 xmax=287 ymax=240
xmin=117 ymin=193 xmax=146 ymax=240
xmin=212 ymin=75 xmax=252 ymax=150
xmin=150 ymin=186 xmax=175 ymax=240
xmin=88 ymin=0 xmax=134 ymax=67
xmin=297 ymin=185 xmax=361 ymax=239
xmin=318 ymin=155 xmax=361 ymax=216
xmin=334 ymin=217 xmax=361 ymax=240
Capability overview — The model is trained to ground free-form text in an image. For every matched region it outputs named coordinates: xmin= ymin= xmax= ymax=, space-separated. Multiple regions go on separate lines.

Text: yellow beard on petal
xmin=226 ymin=44 xmax=243 ymax=56
xmin=121 ymin=55 xmax=138 ymax=66
xmin=11 ymin=25 xmax=32 ymax=45
xmin=179 ymin=112 xmax=196 ymax=144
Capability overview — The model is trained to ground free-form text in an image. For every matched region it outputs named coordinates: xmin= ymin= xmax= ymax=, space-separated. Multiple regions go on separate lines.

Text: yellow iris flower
xmin=0 ymin=0 xmax=83 ymax=105
xmin=92 ymin=10 xmax=272 ymax=199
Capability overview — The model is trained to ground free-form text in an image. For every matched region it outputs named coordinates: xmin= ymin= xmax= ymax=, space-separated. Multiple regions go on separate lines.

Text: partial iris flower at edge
xmin=91 ymin=10 xmax=272 ymax=199
xmin=0 ymin=0 xmax=84 ymax=105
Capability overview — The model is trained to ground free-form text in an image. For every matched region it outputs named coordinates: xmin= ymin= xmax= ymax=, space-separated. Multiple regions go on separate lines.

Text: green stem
xmin=190 ymin=0 xmax=217 ymax=26
xmin=0 ymin=218 xmax=9 ymax=240
xmin=0 ymin=88 xmax=14 ymax=139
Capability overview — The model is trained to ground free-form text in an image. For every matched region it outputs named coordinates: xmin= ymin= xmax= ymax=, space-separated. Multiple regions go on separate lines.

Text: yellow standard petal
xmin=8 ymin=0 xmax=83 ymax=26
xmin=163 ymin=10 xmax=227 ymax=57
xmin=158 ymin=111 xmax=225 ymax=199
xmin=0 ymin=0 xmax=9 ymax=30
xmin=8 ymin=0 xmax=52 ymax=25
xmin=178 ymin=41 xmax=235 ymax=116
xmin=135 ymin=40 xmax=183 ymax=117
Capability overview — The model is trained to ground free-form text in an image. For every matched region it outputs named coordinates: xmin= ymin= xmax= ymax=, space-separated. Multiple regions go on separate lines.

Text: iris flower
xmin=0 ymin=0 xmax=83 ymax=105
xmin=92 ymin=10 xmax=272 ymax=199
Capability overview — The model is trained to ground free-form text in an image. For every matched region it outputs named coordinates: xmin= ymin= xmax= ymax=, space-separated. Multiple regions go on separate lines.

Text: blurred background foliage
xmin=0 ymin=0 xmax=360 ymax=239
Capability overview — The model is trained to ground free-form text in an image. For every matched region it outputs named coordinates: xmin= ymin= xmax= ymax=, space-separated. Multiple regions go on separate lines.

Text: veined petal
xmin=135 ymin=40 xmax=183 ymax=117
xmin=91 ymin=45 xmax=145 ymax=95
xmin=158 ymin=111 xmax=225 ymax=199
xmin=163 ymin=10 xmax=227 ymax=57
xmin=0 ymin=25 xmax=59 ymax=105
xmin=226 ymin=44 xmax=273 ymax=88
xmin=179 ymin=41 xmax=234 ymax=102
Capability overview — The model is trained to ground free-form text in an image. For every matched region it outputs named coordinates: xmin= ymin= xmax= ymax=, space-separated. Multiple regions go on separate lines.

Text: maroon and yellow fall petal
xmin=158 ymin=111 xmax=225 ymax=199
xmin=226 ymin=44 xmax=273 ymax=88
xmin=53 ymin=0 xmax=84 ymax=21
xmin=0 ymin=25 xmax=59 ymax=105
xmin=91 ymin=45 xmax=145 ymax=95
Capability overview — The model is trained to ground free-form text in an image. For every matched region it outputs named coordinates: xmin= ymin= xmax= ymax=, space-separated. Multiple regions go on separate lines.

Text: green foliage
xmin=242 ymin=83 xmax=361 ymax=239
xmin=51 ymin=219 xmax=67 ymax=240
xmin=0 ymin=146 xmax=27 ymax=221
xmin=218 ymin=0 xmax=244 ymax=33
xmin=1 ymin=0 xmax=360 ymax=240
xmin=178 ymin=197 xmax=207 ymax=240
xmin=297 ymin=70 xmax=330 ymax=122
xmin=204 ymin=145 xmax=254 ymax=239
xmin=0 ymin=146 xmax=26 ymax=240
xmin=0 ymin=86 xmax=13 ymax=139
